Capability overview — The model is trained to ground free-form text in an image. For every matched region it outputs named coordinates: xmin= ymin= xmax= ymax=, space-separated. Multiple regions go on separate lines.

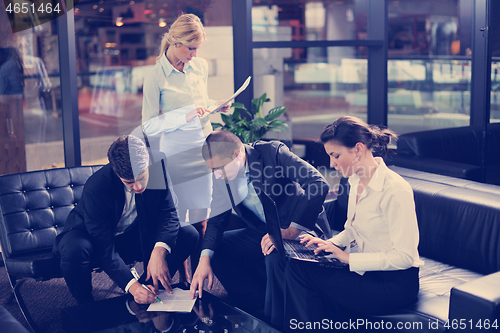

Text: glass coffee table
xmin=61 ymin=284 xmax=281 ymax=333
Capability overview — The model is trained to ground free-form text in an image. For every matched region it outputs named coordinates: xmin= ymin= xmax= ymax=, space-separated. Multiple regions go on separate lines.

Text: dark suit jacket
xmin=54 ymin=152 xmax=179 ymax=290
xmin=202 ymin=140 xmax=330 ymax=252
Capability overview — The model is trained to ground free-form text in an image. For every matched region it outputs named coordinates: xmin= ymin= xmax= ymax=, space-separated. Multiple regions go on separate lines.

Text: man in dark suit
xmin=54 ymin=135 xmax=198 ymax=304
xmin=189 ymin=130 xmax=330 ymax=314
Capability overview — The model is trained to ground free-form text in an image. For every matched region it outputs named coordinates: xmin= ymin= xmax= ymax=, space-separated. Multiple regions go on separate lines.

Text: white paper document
xmin=147 ymin=288 xmax=197 ymax=312
xmin=208 ymin=76 xmax=252 ymax=114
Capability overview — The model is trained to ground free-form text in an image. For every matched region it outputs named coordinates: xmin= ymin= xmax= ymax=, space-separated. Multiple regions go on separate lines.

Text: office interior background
xmin=0 ymin=0 xmax=498 ymax=177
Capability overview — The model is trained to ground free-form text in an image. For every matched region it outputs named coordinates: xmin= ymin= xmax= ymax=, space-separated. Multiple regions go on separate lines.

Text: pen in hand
xmin=131 ymin=267 xmax=163 ymax=304
xmin=140 ymin=284 xmax=163 ymax=304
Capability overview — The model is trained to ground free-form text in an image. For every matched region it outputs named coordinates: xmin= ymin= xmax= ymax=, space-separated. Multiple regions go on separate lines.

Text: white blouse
xmin=141 ymin=54 xmax=215 ymax=133
xmin=330 ymin=157 xmax=424 ymax=275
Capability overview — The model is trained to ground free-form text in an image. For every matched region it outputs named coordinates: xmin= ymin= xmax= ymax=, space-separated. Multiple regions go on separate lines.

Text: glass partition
xmin=74 ymin=0 xmax=234 ymax=165
xmin=388 ymin=58 xmax=471 ymax=134
xmin=253 ymin=46 xmax=367 ymax=140
xmin=491 ymin=60 xmax=500 ymax=123
xmin=0 ymin=2 xmax=64 ymax=174
xmin=491 ymin=0 xmax=500 ymax=123
xmin=252 ymin=0 xmax=367 ymax=42
xmin=386 ymin=0 xmax=473 ymax=135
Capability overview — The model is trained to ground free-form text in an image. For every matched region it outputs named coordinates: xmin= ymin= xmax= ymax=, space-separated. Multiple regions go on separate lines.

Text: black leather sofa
xmin=0 ymin=305 xmax=29 ymax=333
xmin=0 ymin=165 xmax=104 ymax=332
xmin=325 ymin=166 xmax=500 ymax=332
xmin=363 ymin=166 xmax=500 ymax=332
xmin=388 ymin=123 xmax=500 ymax=185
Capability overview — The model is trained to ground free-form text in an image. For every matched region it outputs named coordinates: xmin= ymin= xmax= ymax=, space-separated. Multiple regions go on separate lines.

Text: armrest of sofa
xmin=449 ymin=272 xmax=500 ymax=323
xmin=388 ymin=155 xmax=483 ymax=181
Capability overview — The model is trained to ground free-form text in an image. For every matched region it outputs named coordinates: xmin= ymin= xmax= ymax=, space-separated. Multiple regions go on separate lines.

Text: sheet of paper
xmin=208 ymin=76 xmax=252 ymax=114
xmin=147 ymin=288 xmax=197 ymax=312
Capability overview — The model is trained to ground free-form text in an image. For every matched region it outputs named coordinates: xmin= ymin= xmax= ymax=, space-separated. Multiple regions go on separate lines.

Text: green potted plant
xmin=212 ymin=93 xmax=289 ymax=144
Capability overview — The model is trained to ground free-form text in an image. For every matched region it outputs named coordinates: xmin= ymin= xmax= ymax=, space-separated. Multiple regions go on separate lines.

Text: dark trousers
xmin=58 ymin=222 xmax=198 ymax=304
xmin=211 ymin=226 xmax=276 ymax=314
xmin=269 ymin=255 xmax=419 ymax=332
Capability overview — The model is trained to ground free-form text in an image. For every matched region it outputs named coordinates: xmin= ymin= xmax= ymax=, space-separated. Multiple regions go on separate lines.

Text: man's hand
xmin=146 ymin=247 xmax=172 ymax=294
xmin=190 ymin=256 xmax=213 ymax=299
xmin=129 ymin=282 xmax=159 ymax=304
xmin=261 ymin=233 xmax=275 ymax=256
xmin=281 ymin=226 xmax=302 ymax=240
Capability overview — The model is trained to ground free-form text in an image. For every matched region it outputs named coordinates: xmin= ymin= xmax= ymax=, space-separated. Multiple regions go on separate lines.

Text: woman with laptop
xmin=268 ymin=116 xmax=424 ymax=330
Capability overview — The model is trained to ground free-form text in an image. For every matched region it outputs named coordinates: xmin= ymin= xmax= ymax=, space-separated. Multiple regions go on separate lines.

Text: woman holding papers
xmin=268 ymin=116 xmax=424 ymax=331
xmin=142 ymin=14 xmax=228 ymax=280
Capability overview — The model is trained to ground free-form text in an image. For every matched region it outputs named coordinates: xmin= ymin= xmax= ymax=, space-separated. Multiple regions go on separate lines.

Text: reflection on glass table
xmin=62 ymin=284 xmax=281 ymax=333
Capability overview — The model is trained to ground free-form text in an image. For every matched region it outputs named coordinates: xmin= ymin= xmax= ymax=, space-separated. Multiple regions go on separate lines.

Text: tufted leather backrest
xmin=396 ymin=126 xmax=482 ymax=166
xmin=0 ymin=166 xmax=103 ymax=259
xmin=404 ymin=177 xmax=500 ymax=275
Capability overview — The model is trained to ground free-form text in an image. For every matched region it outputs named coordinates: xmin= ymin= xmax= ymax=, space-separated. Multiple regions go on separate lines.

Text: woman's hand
xmin=186 ymin=107 xmax=209 ymax=122
xmin=216 ymin=100 xmax=231 ymax=113
xmin=299 ymin=234 xmax=350 ymax=264
xmin=299 ymin=234 xmax=327 ymax=248
xmin=315 ymin=241 xmax=350 ymax=264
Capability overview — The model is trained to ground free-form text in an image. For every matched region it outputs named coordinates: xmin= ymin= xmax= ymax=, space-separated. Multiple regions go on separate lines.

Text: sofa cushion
xmin=378 ymin=257 xmax=483 ymax=333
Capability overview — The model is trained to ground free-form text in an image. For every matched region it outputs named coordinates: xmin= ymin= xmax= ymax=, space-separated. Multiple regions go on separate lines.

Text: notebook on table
xmin=260 ymin=192 xmax=347 ymax=268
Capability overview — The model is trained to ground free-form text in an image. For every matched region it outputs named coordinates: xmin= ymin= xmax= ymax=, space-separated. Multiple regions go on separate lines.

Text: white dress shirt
xmin=142 ymin=54 xmax=215 ymax=132
xmin=141 ymin=54 xmax=214 ymax=211
xmin=330 ymin=157 xmax=424 ymax=275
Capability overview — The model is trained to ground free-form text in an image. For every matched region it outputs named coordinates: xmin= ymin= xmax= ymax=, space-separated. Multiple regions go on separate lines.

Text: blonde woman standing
xmin=142 ymin=14 xmax=228 ymax=280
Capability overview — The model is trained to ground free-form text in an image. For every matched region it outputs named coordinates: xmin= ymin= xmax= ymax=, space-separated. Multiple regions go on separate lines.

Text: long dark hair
xmin=320 ymin=116 xmax=397 ymax=156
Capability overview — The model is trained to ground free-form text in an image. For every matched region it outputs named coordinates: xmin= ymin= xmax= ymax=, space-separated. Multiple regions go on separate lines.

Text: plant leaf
xmin=232 ymin=108 xmax=241 ymax=120
xmin=235 ymin=119 xmax=249 ymax=129
xmin=265 ymin=106 xmax=288 ymax=121
xmin=221 ymin=113 xmax=234 ymax=126
xmin=251 ymin=93 xmax=267 ymax=116
xmin=269 ymin=120 xmax=289 ymax=131
xmin=231 ymin=102 xmax=246 ymax=110
xmin=212 ymin=122 xmax=223 ymax=129
xmin=241 ymin=131 xmax=252 ymax=144
xmin=251 ymin=117 xmax=269 ymax=127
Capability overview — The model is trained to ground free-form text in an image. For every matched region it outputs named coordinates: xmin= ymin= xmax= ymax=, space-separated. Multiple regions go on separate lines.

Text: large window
xmin=491 ymin=0 xmax=500 ymax=123
xmin=74 ymin=0 xmax=234 ymax=165
xmin=0 ymin=3 xmax=64 ymax=174
xmin=253 ymin=47 xmax=368 ymax=139
xmin=250 ymin=0 xmax=476 ymax=139
xmin=251 ymin=0 xmax=370 ymax=140
xmin=387 ymin=0 xmax=473 ymax=134
xmin=252 ymin=0 xmax=367 ymax=42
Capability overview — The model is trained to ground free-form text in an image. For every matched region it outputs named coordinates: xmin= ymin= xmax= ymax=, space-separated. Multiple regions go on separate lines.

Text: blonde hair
xmin=156 ymin=14 xmax=206 ymax=63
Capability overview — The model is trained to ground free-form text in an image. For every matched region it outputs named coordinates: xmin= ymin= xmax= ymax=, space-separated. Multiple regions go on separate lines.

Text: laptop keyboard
xmin=284 ymin=240 xmax=322 ymax=259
